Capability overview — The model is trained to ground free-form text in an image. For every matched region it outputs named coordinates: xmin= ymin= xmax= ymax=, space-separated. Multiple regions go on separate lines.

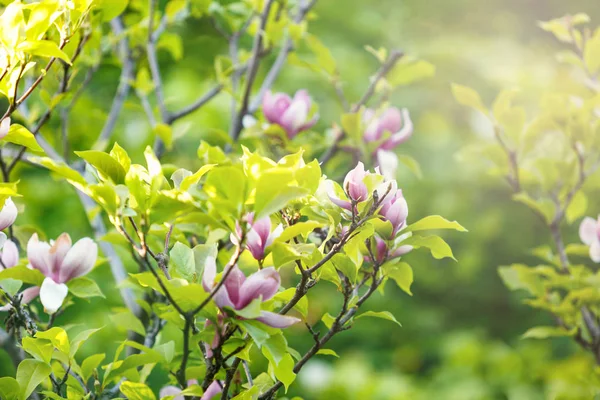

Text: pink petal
xmin=256 ymin=311 xmax=300 ymax=328
xmin=159 ymin=386 xmax=183 ymax=400
xmin=1 ymin=239 xmax=19 ymax=269
xmin=380 ymin=108 xmax=413 ymax=150
xmin=223 ymin=265 xmax=246 ymax=306
xmin=0 ymin=198 xmax=17 ymax=231
xmin=237 ymin=267 xmax=280 ymax=309
xmin=580 ymin=217 xmax=598 ymax=245
xmin=49 ymin=233 xmax=72 ymax=279
xmin=27 ymin=233 xmax=52 ymax=277
xmin=20 ymin=286 xmax=40 ymax=304
xmin=202 ymin=256 xmax=217 ymax=292
xmin=280 ymin=99 xmax=309 ymax=138
xmin=58 ymin=237 xmax=97 ymax=283
xmin=201 ymin=381 xmax=223 ymax=400
xmin=263 ymin=91 xmax=291 ymax=124
xmin=0 ymin=117 xmax=10 ymax=139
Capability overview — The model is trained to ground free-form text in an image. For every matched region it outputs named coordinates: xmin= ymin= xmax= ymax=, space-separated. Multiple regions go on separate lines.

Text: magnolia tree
xmin=454 ymin=12 xmax=600 ymax=380
xmin=0 ymin=0 xmax=464 ymax=399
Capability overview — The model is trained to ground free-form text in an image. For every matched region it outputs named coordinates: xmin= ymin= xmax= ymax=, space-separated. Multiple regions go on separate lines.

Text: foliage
xmin=0 ymin=0 xmax=463 ymax=398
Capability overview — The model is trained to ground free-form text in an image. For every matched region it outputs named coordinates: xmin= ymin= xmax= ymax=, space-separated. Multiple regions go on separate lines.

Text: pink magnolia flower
xmin=363 ymin=107 xmax=413 ymax=151
xmin=202 ymin=258 xmax=299 ymax=328
xmin=263 ymin=90 xmax=318 ymax=139
xmin=0 ymin=197 xmax=18 ymax=231
xmin=579 ymin=216 xmax=600 ymax=262
xmin=0 ymin=240 xmax=40 ymax=311
xmin=246 ymin=215 xmax=283 ymax=260
xmin=379 ymin=189 xmax=409 ymax=237
xmin=328 ymin=162 xmax=388 ymax=210
xmin=0 ymin=117 xmax=10 ymax=139
xmin=27 ymin=233 xmax=98 ymax=313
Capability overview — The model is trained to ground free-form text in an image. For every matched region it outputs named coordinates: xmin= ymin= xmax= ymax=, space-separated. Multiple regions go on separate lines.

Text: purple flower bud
xmin=580 ymin=216 xmax=600 ymax=262
xmin=0 ymin=117 xmax=10 ymax=140
xmin=0 ymin=198 xmax=17 ymax=231
xmin=246 ymin=215 xmax=283 ymax=260
xmin=263 ymin=90 xmax=318 ymax=139
xmin=343 ymin=162 xmax=369 ymax=202
xmin=363 ymin=107 xmax=413 ymax=151
xmin=366 ymin=237 xmax=413 ymax=264
xmin=379 ymin=189 xmax=408 ymax=237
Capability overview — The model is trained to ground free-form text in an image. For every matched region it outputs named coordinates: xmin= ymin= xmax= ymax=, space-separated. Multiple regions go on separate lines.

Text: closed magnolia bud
xmin=343 ymin=162 xmax=369 ymax=202
xmin=263 ymin=90 xmax=319 ymax=139
xmin=0 ymin=198 xmax=18 ymax=231
xmin=363 ymin=107 xmax=413 ymax=151
xmin=379 ymin=189 xmax=409 ymax=236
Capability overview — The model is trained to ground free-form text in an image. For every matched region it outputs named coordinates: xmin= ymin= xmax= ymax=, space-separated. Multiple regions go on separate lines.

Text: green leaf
xmin=170 ymin=242 xmax=196 ymax=281
xmin=356 ymin=311 xmax=402 ymax=327
xmin=0 ymin=377 xmax=20 ymax=400
xmin=340 ymin=112 xmax=362 ymax=143
xmin=451 ymin=83 xmax=488 ymax=115
xmin=119 ymin=381 xmax=156 ymax=400
xmin=388 ymin=59 xmax=435 ymax=86
xmin=512 ymin=193 xmax=555 ymax=224
xmin=305 ymin=33 xmax=336 ymax=75
xmin=253 ymin=169 xmax=309 ymax=220
xmin=275 ymin=221 xmax=322 ymax=243
xmin=22 ymin=337 xmax=54 ymax=364
xmin=17 ymin=40 xmax=70 ymax=63
xmin=566 ymin=191 xmax=587 ymax=224
xmin=397 ymin=155 xmax=422 ymax=179
xmin=521 ymin=326 xmax=576 ymax=339
xmin=80 ymin=353 xmax=105 ymax=382
xmin=584 ymin=28 xmax=600 ymax=74
xmin=110 ymin=310 xmax=146 ymax=336
xmin=0 ymin=265 xmax=45 ymax=285
xmin=97 ymin=0 xmax=129 ymax=21
xmin=401 ymin=235 xmax=456 ymax=260
xmin=321 ymin=312 xmax=336 ymax=329
xmin=75 ymin=150 xmax=127 ymax=184
xmin=35 ymin=327 xmax=70 ymax=355
xmin=70 ymin=327 xmax=103 ymax=357
xmin=406 ymin=215 xmax=467 ymax=232
xmin=67 ymin=277 xmax=104 ymax=298
xmin=110 ymin=143 xmax=131 ymax=173
xmin=16 ymin=359 xmax=52 ymax=400
xmin=4 ymin=124 xmax=43 ymax=152
xmin=269 ymin=353 xmax=296 ymax=392
xmin=234 ymin=297 xmax=263 ymax=319
xmin=179 ymin=164 xmax=215 ymax=191
xmin=384 ymin=261 xmax=413 ymax=295
xmin=153 ymin=123 xmax=173 ymax=150
xmin=262 ymin=333 xmax=288 ymax=366
xmin=316 ymin=349 xmax=339 ymax=357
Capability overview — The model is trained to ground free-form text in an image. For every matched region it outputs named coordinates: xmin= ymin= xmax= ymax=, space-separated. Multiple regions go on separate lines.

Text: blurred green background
xmin=4 ymin=0 xmax=600 ymax=398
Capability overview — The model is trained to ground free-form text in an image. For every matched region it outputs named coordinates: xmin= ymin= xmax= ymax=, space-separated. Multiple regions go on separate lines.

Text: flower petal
xmin=27 ymin=233 xmax=52 ymax=277
xmin=590 ymin=240 xmax=600 ymax=263
xmin=49 ymin=233 xmax=72 ymax=279
xmin=0 ymin=197 xmax=18 ymax=231
xmin=0 ymin=117 xmax=10 ymax=139
xmin=237 ymin=267 xmax=280 ymax=309
xmin=202 ymin=256 xmax=217 ymax=291
xmin=580 ymin=217 xmax=598 ymax=245
xmin=58 ymin=237 xmax=97 ymax=283
xmin=21 ymin=286 xmax=41 ymax=304
xmin=2 ymin=239 xmax=19 ymax=269
xmin=159 ymin=386 xmax=183 ymax=400
xmin=224 ymin=265 xmax=246 ymax=306
xmin=256 ymin=311 xmax=300 ymax=328
xmin=376 ymin=150 xmax=399 ymax=181
xmin=40 ymin=277 xmax=68 ymax=314
xmin=201 ymin=380 xmax=223 ymax=400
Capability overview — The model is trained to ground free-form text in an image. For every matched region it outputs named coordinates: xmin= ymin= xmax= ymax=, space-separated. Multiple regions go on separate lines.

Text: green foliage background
xmin=4 ymin=0 xmax=600 ymax=398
